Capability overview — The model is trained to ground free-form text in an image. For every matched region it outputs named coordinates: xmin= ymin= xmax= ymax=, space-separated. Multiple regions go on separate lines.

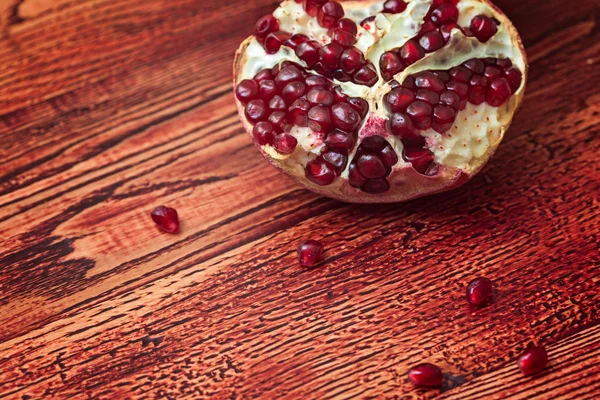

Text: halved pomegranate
xmin=234 ymin=0 xmax=527 ymax=203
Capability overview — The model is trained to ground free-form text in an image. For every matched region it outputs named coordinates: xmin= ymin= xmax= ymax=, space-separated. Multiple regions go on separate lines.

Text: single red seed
xmin=305 ymin=159 xmax=337 ymax=185
xmin=330 ymin=28 xmax=357 ymax=47
xmin=340 ymin=47 xmax=366 ymax=74
xmin=415 ymin=72 xmax=445 ymax=93
xmin=433 ymin=70 xmax=451 ymax=83
xmin=504 ymin=67 xmax=523 ymax=93
xmin=380 ymin=51 xmax=405 ymax=81
xmin=321 ymin=150 xmax=347 ymax=173
xmin=288 ymin=98 xmax=311 ymax=127
xmin=268 ymin=111 xmax=291 ymax=133
xmin=151 ymin=206 xmax=180 ymax=234
xmin=348 ymin=162 xmax=367 ymax=188
xmin=353 ymin=63 xmax=379 ymax=87
xmin=469 ymin=75 xmax=488 ymax=105
xmin=305 ymin=75 xmax=331 ymax=88
xmin=383 ymin=0 xmax=407 ymax=13
xmin=318 ymin=1 xmax=345 ymax=29
xmin=440 ymin=23 xmax=457 ymax=41
xmin=400 ymin=40 xmax=425 ymax=65
xmin=420 ymin=20 xmax=437 ymax=35
xmin=319 ymin=42 xmax=344 ymax=70
xmin=408 ymin=363 xmax=443 ymax=387
xmin=416 ymin=89 xmax=440 ymax=105
xmin=431 ymin=3 xmax=459 ymax=25
xmin=306 ymin=87 xmax=334 ymax=106
xmin=496 ymin=58 xmax=513 ymax=68
xmin=466 ymin=277 xmax=493 ymax=306
xmin=440 ymin=91 xmax=461 ymax=111
xmin=470 ymin=15 xmax=498 ymax=43
xmin=406 ymin=101 xmax=433 ymax=130
xmin=303 ymin=0 xmax=328 ymax=17
xmin=337 ymin=18 xmax=358 ymax=35
xmin=273 ymin=133 xmax=298 ymax=155
xmin=379 ymin=145 xmax=398 ymax=167
xmin=254 ymin=68 xmax=274 ymax=82
xmin=360 ymin=135 xmax=387 ymax=151
xmin=484 ymin=57 xmax=497 ymax=65
xmin=254 ymin=14 xmax=280 ymax=41
xmin=450 ymin=66 xmax=472 ymax=83
xmin=389 ymin=112 xmax=419 ymax=139
xmin=297 ymin=239 xmax=324 ymax=267
xmin=264 ymin=31 xmax=291 ymax=54
xmin=235 ymin=79 xmax=259 ymax=104
xmin=253 ymin=121 xmax=276 ymax=145
xmin=346 ymin=97 xmax=369 ymax=118
xmin=269 ymin=95 xmax=287 ymax=112
xmin=484 ymin=66 xmax=502 ymax=80
xmin=432 ymin=105 xmax=456 ymax=133
xmin=403 ymin=147 xmax=435 ymax=175
xmin=282 ymin=81 xmax=307 ymax=103
xmin=333 ymin=86 xmax=348 ymax=103
xmin=275 ymin=65 xmax=304 ymax=89
xmin=296 ymin=41 xmax=321 ymax=68
xmin=446 ymin=80 xmax=469 ymax=100
xmin=419 ymin=31 xmax=445 ymax=53
xmin=357 ymin=154 xmax=387 ymax=179
xmin=464 ymin=59 xmax=485 ymax=74
xmin=325 ymin=129 xmax=355 ymax=151
xmin=313 ymin=62 xmax=334 ymax=78
xmin=402 ymin=76 xmax=415 ymax=90
xmin=258 ymin=80 xmax=277 ymax=101
xmin=308 ymin=106 xmax=333 ymax=132
xmin=517 ymin=346 xmax=549 ymax=376
xmin=331 ymin=102 xmax=361 ymax=131
xmin=486 ymin=78 xmax=512 ymax=107
xmin=284 ymin=34 xmax=309 ymax=50
xmin=386 ymin=87 xmax=415 ymax=113
xmin=245 ymin=99 xmax=267 ymax=122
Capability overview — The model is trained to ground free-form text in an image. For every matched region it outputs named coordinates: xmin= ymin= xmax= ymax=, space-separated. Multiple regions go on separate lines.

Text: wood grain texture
xmin=0 ymin=0 xmax=599 ymax=398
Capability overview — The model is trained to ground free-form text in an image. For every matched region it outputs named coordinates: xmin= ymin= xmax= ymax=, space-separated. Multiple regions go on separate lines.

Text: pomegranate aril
xmin=383 ymin=0 xmax=407 ymax=13
xmin=518 ymin=346 xmax=549 ymax=376
xmin=347 ymin=97 xmax=369 ymax=118
xmin=321 ymin=150 xmax=347 ymax=173
xmin=389 ymin=112 xmax=418 ymax=139
xmin=486 ymin=78 xmax=511 ymax=107
xmin=504 ymin=67 xmax=522 ymax=93
xmin=464 ymin=59 xmax=485 ymax=74
xmin=408 ymin=363 xmax=443 ymax=387
xmin=308 ymin=106 xmax=333 ymax=132
xmin=273 ymin=134 xmax=298 ymax=155
xmin=333 ymin=86 xmax=348 ymax=103
xmin=306 ymin=159 xmax=336 ymax=185
xmin=331 ymin=103 xmax=361 ymax=131
xmin=420 ymin=30 xmax=445 ymax=52
xmin=297 ymin=239 xmax=324 ymax=267
xmin=416 ymin=89 xmax=440 ymax=105
xmin=254 ymin=14 xmax=280 ymax=41
xmin=386 ymin=87 xmax=415 ymax=113
xmin=363 ymin=178 xmax=390 ymax=194
xmin=440 ymin=91 xmax=460 ymax=111
xmin=282 ymin=81 xmax=307 ymax=103
xmin=340 ymin=47 xmax=366 ymax=74
xmin=466 ymin=277 xmax=493 ymax=306
xmin=406 ymin=101 xmax=433 ymax=130
xmin=313 ymin=62 xmax=334 ymax=78
xmin=379 ymin=145 xmax=399 ymax=167
xmin=333 ymin=70 xmax=352 ymax=82
xmin=431 ymin=3 xmax=459 ymax=25
xmin=433 ymin=70 xmax=451 ymax=83
xmin=259 ymin=80 xmax=277 ymax=101
xmin=337 ymin=18 xmax=358 ymax=35
xmin=306 ymin=87 xmax=334 ymax=106
xmin=318 ymin=1 xmax=344 ymax=29
xmin=296 ymin=41 xmax=321 ymax=68
xmin=264 ymin=31 xmax=290 ymax=54
xmin=269 ymin=95 xmax=287 ymax=112
xmin=415 ymin=72 xmax=445 ymax=93
xmin=361 ymin=135 xmax=387 ymax=151
xmin=275 ymin=65 xmax=304 ymax=89
xmin=469 ymin=75 xmax=488 ymax=105
xmin=348 ymin=163 xmax=367 ymax=188
xmin=235 ymin=79 xmax=259 ymax=104
xmin=268 ymin=111 xmax=291 ymax=133
xmin=325 ymin=129 xmax=355 ymax=151
xmin=402 ymin=76 xmax=415 ymax=90
xmin=380 ymin=51 xmax=404 ymax=81
xmin=253 ymin=121 xmax=276 ymax=145
xmin=288 ymin=98 xmax=311 ymax=127
xmin=353 ymin=63 xmax=379 ymax=86
xmin=471 ymin=15 xmax=498 ymax=43
xmin=420 ymin=21 xmax=437 ymax=35
xmin=484 ymin=66 xmax=502 ymax=80
xmin=151 ymin=206 xmax=180 ymax=234
xmin=450 ymin=66 xmax=472 ymax=83
xmin=432 ymin=105 xmax=456 ymax=133
xmin=330 ymin=28 xmax=357 ymax=47
xmin=404 ymin=147 xmax=435 ymax=174
xmin=303 ymin=0 xmax=328 ymax=17
xmin=484 ymin=57 xmax=496 ymax=65
xmin=440 ymin=23 xmax=457 ymax=41
xmin=356 ymin=154 xmax=387 ymax=179
xmin=284 ymin=34 xmax=309 ymax=50
xmin=254 ymin=68 xmax=274 ymax=83
xmin=447 ymin=80 xmax=469 ymax=100
xmin=245 ymin=99 xmax=267 ymax=122
xmin=305 ymin=75 xmax=330 ymax=88
xmin=360 ymin=16 xmax=376 ymax=29
xmin=496 ymin=58 xmax=512 ymax=68
xmin=400 ymin=40 xmax=425 ymax=65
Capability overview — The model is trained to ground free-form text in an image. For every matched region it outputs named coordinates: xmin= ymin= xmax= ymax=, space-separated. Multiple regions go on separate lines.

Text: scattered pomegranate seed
xmin=517 ymin=346 xmax=549 ymax=376
xmin=408 ymin=363 xmax=443 ymax=387
xmin=297 ymin=239 xmax=324 ymax=267
xmin=465 ymin=277 xmax=493 ymax=306
xmin=470 ymin=15 xmax=498 ymax=43
xmin=151 ymin=206 xmax=180 ymax=234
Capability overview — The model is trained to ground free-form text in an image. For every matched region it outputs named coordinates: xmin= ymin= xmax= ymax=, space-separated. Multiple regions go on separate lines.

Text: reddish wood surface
xmin=0 ymin=0 xmax=599 ymax=398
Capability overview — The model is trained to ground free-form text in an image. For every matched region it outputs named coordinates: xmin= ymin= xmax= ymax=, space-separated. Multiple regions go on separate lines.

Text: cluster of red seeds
xmin=348 ymin=136 xmax=398 ymax=194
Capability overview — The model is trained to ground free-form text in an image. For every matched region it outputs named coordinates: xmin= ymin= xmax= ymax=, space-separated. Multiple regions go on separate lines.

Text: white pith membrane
xmin=235 ymin=0 xmax=526 ymax=203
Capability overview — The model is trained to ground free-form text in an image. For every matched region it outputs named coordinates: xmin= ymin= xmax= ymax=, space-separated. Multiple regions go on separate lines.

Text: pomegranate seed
xmin=356 ymin=154 xmax=387 ymax=178
xmin=275 ymin=65 xmax=304 ymax=89
xmin=273 ymin=134 xmax=298 ymax=155
xmin=333 ymin=86 xmax=348 ymax=103
xmin=450 ymin=66 xmax=472 ymax=83
xmin=484 ymin=66 xmax=502 ymax=80
xmin=353 ymin=63 xmax=379 ymax=86
xmin=361 ymin=135 xmax=386 ymax=151
xmin=389 ymin=80 xmax=400 ymax=88
xmin=379 ymin=145 xmax=398 ymax=167
xmin=404 ymin=147 xmax=435 ymax=174
xmin=245 ymin=99 xmax=267 ymax=122
xmin=464 ymin=59 xmax=485 ymax=74
xmin=431 ymin=105 xmax=456 ymax=133
xmin=518 ymin=346 xmax=549 ymax=376
xmin=259 ymin=80 xmax=277 ymax=101
xmin=408 ymin=363 xmax=443 ymax=387
xmin=420 ymin=20 xmax=437 ymax=35
xmin=386 ymin=87 xmax=415 ymax=112
xmin=380 ymin=51 xmax=405 ymax=81
xmin=296 ymin=41 xmax=321 ymax=68
xmin=305 ymin=75 xmax=330 ymax=88
xmin=340 ymin=47 xmax=366 ymax=74
xmin=325 ymin=129 xmax=355 ymax=150
xmin=337 ymin=18 xmax=357 ymax=35
xmin=313 ymin=63 xmax=334 ymax=80
xmin=416 ymin=89 xmax=440 ymax=105
xmin=318 ymin=1 xmax=344 ymax=29
xmin=303 ymin=0 xmax=328 ymax=17
xmin=284 ymin=34 xmax=309 ymax=50
xmin=269 ymin=95 xmax=287 ymax=112
xmin=151 ymin=206 xmax=180 ymax=234
xmin=486 ymin=78 xmax=512 ymax=107
xmin=433 ymin=70 xmax=451 ymax=83
xmin=400 ymin=40 xmax=425 ymax=65
xmin=331 ymin=103 xmax=361 ymax=131
xmin=496 ymin=58 xmax=512 ymax=68
xmin=308 ymin=106 xmax=333 ymax=132
xmin=319 ymin=42 xmax=344 ymax=69
xmin=504 ymin=67 xmax=522 ymax=93
xmin=363 ymin=178 xmax=390 ymax=194
xmin=484 ymin=57 xmax=496 ymax=65
xmin=288 ymin=98 xmax=311 ymax=127
xmin=348 ymin=163 xmax=367 ymax=188
xmin=254 ymin=68 xmax=274 ymax=82
xmin=333 ymin=70 xmax=351 ymax=82
xmin=470 ymin=15 xmax=498 ymax=43
xmin=347 ymin=97 xmax=369 ymax=118
xmin=389 ymin=112 xmax=418 ymax=139
xmin=330 ymin=28 xmax=357 ymax=47
xmin=306 ymin=87 xmax=334 ymax=106
xmin=431 ymin=4 xmax=459 ymax=25
xmin=469 ymin=75 xmax=488 ymax=105
xmin=440 ymin=23 xmax=457 ymax=41
xmin=297 ymin=239 xmax=324 ymax=267
xmin=446 ymin=80 xmax=469 ymax=100
xmin=235 ymin=80 xmax=258 ymax=104
xmin=254 ymin=14 xmax=280 ymax=41
xmin=282 ymin=81 xmax=307 ymax=103
xmin=253 ymin=121 xmax=276 ymax=145
xmin=264 ymin=31 xmax=291 ymax=54
xmin=419 ymin=31 xmax=445 ymax=53
xmin=415 ymin=72 xmax=445 ymax=93
xmin=440 ymin=91 xmax=461 ymax=111
xmin=383 ymin=0 xmax=407 ymax=13
xmin=321 ymin=150 xmax=347 ymax=173
xmin=402 ymin=76 xmax=415 ymax=90
xmin=268 ymin=111 xmax=291 ymax=133
xmin=360 ymin=16 xmax=375 ymax=29
xmin=305 ymin=159 xmax=336 ymax=185
xmin=466 ymin=277 xmax=493 ymax=306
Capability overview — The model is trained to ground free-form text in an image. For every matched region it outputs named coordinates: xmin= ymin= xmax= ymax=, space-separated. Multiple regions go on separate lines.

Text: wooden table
xmin=1 ymin=0 xmax=598 ymax=398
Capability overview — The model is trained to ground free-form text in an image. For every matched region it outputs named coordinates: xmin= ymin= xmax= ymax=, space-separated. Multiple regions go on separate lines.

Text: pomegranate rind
xmin=233 ymin=0 xmax=527 ymax=204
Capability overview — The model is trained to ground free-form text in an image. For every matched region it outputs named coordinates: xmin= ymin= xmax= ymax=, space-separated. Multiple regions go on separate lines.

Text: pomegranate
xmin=150 ymin=206 xmax=180 ymax=233
xmin=465 ymin=276 xmax=493 ymax=306
xmin=297 ymin=239 xmax=325 ymax=267
xmin=408 ymin=363 xmax=444 ymax=387
xmin=234 ymin=0 xmax=527 ymax=203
